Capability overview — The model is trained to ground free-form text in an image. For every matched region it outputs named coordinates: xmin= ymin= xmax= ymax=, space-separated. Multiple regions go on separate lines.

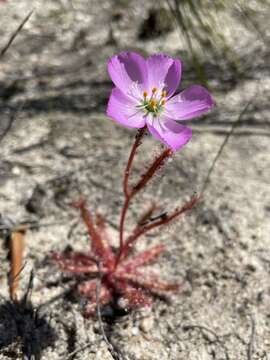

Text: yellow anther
xmin=161 ymin=90 xmax=167 ymax=98
xmin=152 ymin=87 xmax=158 ymax=94
xmin=161 ymin=99 xmax=166 ymax=106
xmin=143 ymin=91 xmax=148 ymax=98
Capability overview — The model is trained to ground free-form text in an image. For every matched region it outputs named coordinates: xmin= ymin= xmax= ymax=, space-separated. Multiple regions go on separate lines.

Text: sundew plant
xmin=53 ymin=52 xmax=214 ymax=317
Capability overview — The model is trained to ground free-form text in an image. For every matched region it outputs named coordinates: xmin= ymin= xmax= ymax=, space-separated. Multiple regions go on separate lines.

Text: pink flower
xmin=106 ymin=52 xmax=214 ymax=152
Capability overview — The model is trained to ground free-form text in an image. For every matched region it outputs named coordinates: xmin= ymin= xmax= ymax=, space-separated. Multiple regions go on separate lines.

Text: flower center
xmin=140 ymin=87 xmax=167 ymax=116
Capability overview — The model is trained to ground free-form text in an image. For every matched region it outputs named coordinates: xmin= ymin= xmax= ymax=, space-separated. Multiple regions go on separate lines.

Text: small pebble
xmin=131 ymin=326 xmax=139 ymax=336
xmin=12 ymin=166 xmax=20 ymax=175
xmin=139 ymin=315 xmax=154 ymax=333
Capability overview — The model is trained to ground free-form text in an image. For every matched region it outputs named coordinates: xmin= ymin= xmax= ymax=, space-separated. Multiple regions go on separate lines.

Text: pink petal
xmin=146 ymin=116 xmax=192 ymax=152
xmin=164 ymin=58 xmax=182 ymax=97
xmin=107 ymin=87 xmax=146 ymax=128
xmin=146 ymin=54 xmax=174 ymax=91
xmin=107 ymin=52 xmax=147 ymax=94
xmin=165 ymin=85 xmax=214 ymax=120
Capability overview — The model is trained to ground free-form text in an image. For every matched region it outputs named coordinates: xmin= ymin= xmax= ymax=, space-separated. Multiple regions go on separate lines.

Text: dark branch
xmin=0 ymin=9 xmax=34 ymax=58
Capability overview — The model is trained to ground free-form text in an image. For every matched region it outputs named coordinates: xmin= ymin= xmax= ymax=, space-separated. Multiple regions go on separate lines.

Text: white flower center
xmin=139 ymin=87 xmax=167 ymax=116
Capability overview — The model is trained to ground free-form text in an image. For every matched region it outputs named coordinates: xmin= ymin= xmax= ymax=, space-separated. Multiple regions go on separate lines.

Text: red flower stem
xmin=123 ymin=127 xmax=146 ymax=198
xmin=117 ymin=144 xmax=172 ymax=268
xmin=116 ymin=148 xmax=172 ymax=266
xmin=131 ymin=148 xmax=173 ymax=197
xmin=120 ymin=195 xmax=199 ymax=259
xmin=118 ymin=195 xmax=130 ymax=257
xmin=117 ymin=128 xmax=146 ymax=267
xmin=116 ymin=132 xmax=175 ymax=268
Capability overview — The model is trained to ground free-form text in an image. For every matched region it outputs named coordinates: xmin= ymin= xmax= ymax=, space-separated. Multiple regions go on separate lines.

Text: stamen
xmin=143 ymin=91 xmax=148 ymax=98
xmin=161 ymin=99 xmax=166 ymax=106
xmin=161 ymin=90 xmax=167 ymax=98
xmin=152 ymin=87 xmax=158 ymax=94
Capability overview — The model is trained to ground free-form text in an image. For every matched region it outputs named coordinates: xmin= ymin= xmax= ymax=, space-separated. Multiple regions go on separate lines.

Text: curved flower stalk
xmin=53 ymin=53 xmax=213 ymax=317
xmin=107 ymin=52 xmax=214 ymax=152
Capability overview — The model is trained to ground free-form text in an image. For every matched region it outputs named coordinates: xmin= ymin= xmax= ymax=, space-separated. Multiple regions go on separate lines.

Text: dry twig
xmin=0 ymin=10 xmax=34 ymax=58
xmin=247 ymin=315 xmax=256 ymax=360
xmin=96 ymin=262 xmax=125 ymax=360
xmin=9 ymin=225 xmax=27 ymax=302
xmin=201 ymin=98 xmax=253 ymax=195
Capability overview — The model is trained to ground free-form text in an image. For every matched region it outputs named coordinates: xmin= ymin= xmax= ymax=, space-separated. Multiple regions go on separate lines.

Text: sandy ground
xmin=0 ymin=1 xmax=269 ymax=359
